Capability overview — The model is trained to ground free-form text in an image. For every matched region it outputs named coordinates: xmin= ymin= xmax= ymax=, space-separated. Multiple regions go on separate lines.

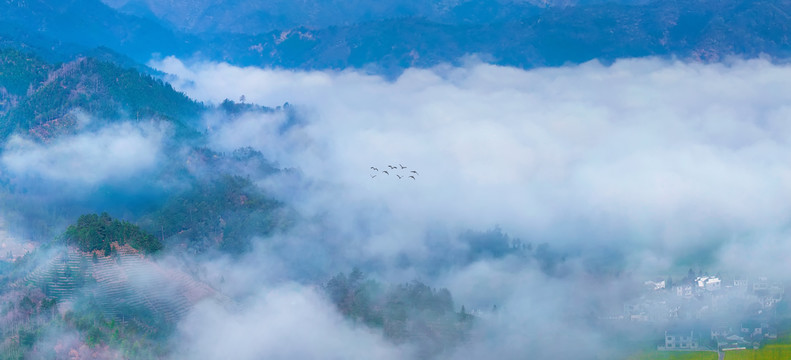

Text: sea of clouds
xmin=143 ymin=57 xmax=791 ymax=359
xmin=5 ymin=55 xmax=791 ymax=359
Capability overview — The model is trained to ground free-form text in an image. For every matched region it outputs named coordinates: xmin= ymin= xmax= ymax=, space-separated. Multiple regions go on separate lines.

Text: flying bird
xmin=370 ymin=167 xmax=379 ymax=171
xmin=399 ymin=164 xmax=406 ymax=169
xmin=410 ymin=170 xmax=419 ymax=175
xmin=396 ymin=175 xmax=402 ymax=179
xmin=388 ymin=165 xmax=396 ymax=169
xmin=370 ymin=174 xmax=377 ymax=178
xmin=409 ymin=176 xmax=415 ymax=180
xmin=383 ymin=171 xmax=389 ymax=175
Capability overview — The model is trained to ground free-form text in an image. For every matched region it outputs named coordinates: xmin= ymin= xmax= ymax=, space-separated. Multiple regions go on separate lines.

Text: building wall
xmin=665 ymin=331 xmax=699 ymax=349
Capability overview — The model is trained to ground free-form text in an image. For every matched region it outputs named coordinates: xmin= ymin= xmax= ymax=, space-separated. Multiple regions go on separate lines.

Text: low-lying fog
xmin=6 ymin=56 xmax=791 ymax=359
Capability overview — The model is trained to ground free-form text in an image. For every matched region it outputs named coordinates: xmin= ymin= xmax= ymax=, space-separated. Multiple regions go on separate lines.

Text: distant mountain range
xmin=101 ymin=0 xmax=652 ymax=34
xmin=2 ymin=0 xmax=790 ymax=74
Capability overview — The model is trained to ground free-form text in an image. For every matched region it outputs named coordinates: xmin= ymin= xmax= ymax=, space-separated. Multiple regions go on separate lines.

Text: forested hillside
xmin=3 ymin=0 xmax=791 ymax=74
xmin=324 ymin=269 xmax=473 ymax=358
xmin=0 ymin=53 xmax=203 ymax=141
xmin=1 ymin=245 xmax=218 ymax=358
xmin=0 ymin=48 xmax=50 ymax=98
xmin=0 ymin=0 xmax=190 ymax=63
xmin=63 ymin=213 xmax=162 ymax=254
xmin=6 ymin=1 xmax=790 ymax=358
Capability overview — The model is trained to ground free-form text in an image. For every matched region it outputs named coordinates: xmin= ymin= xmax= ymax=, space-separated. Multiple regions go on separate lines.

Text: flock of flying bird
xmin=370 ymin=164 xmax=418 ymax=180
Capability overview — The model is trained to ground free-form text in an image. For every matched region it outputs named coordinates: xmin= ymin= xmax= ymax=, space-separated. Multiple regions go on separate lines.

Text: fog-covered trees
xmin=63 ymin=213 xmax=162 ymax=254
xmin=142 ymin=175 xmax=283 ymax=254
xmin=324 ymin=269 xmax=472 ymax=357
xmin=1 ymin=55 xmax=203 ymax=141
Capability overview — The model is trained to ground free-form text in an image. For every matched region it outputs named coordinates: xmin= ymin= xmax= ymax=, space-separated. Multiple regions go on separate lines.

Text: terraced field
xmin=22 ymin=246 xmax=217 ymax=330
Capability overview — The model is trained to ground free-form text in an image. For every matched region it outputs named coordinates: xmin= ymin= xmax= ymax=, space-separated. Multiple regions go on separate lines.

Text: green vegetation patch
xmin=724 ymin=344 xmax=791 ymax=360
xmin=0 ymin=293 xmax=167 ymax=359
xmin=323 ymin=269 xmax=473 ymax=358
xmin=629 ymin=351 xmax=718 ymax=360
xmin=0 ymin=48 xmax=51 ymax=96
xmin=63 ymin=212 xmax=162 ymax=254
xmin=1 ymin=55 xmax=203 ymax=140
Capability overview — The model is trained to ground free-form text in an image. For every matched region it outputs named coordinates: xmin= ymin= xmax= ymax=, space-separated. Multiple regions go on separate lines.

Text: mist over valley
xmin=2 ymin=1 xmax=791 ymax=359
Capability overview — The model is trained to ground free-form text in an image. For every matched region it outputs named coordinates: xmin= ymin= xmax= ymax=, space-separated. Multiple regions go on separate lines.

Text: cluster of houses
xmin=614 ymin=274 xmax=786 ymax=351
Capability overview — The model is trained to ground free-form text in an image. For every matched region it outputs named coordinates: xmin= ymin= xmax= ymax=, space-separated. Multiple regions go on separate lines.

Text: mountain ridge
xmin=0 ymin=53 xmax=203 ymax=141
xmin=3 ymin=0 xmax=791 ymax=75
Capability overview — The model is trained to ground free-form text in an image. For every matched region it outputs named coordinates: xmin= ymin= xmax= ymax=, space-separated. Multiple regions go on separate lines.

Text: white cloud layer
xmin=153 ymin=56 xmax=791 ymax=274
xmin=172 ymin=285 xmax=407 ymax=360
xmin=151 ymin=57 xmax=791 ymax=359
xmin=1 ymin=122 xmax=165 ymax=186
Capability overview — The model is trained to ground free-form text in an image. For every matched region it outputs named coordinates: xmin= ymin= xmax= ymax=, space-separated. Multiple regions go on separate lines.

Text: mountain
xmin=0 ymin=0 xmax=194 ymax=62
xmin=196 ymin=0 xmax=791 ymax=73
xmin=102 ymin=0 xmax=541 ymax=34
xmin=140 ymin=174 xmax=286 ymax=255
xmin=0 ymin=212 xmax=223 ymax=356
xmin=21 ymin=246 xmax=216 ymax=326
xmin=63 ymin=213 xmax=163 ymax=255
xmin=1 ymin=243 xmax=219 ymax=357
xmin=3 ymin=0 xmax=791 ymax=75
xmin=100 ymin=0 xmax=656 ymax=35
xmin=0 ymin=52 xmax=203 ymax=141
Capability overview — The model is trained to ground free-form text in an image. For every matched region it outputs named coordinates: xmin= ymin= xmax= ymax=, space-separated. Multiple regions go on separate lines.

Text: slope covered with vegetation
xmin=1 ymin=245 xmax=216 ymax=359
xmin=63 ymin=213 xmax=162 ymax=254
xmin=141 ymin=175 xmax=285 ymax=254
xmin=324 ymin=269 xmax=473 ymax=358
xmin=0 ymin=48 xmax=51 ymax=97
xmin=0 ymin=53 xmax=203 ymax=140
xmin=0 ymin=0 xmax=191 ymax=63
xmin=3 ymin=0 xmax=791 ymax=76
